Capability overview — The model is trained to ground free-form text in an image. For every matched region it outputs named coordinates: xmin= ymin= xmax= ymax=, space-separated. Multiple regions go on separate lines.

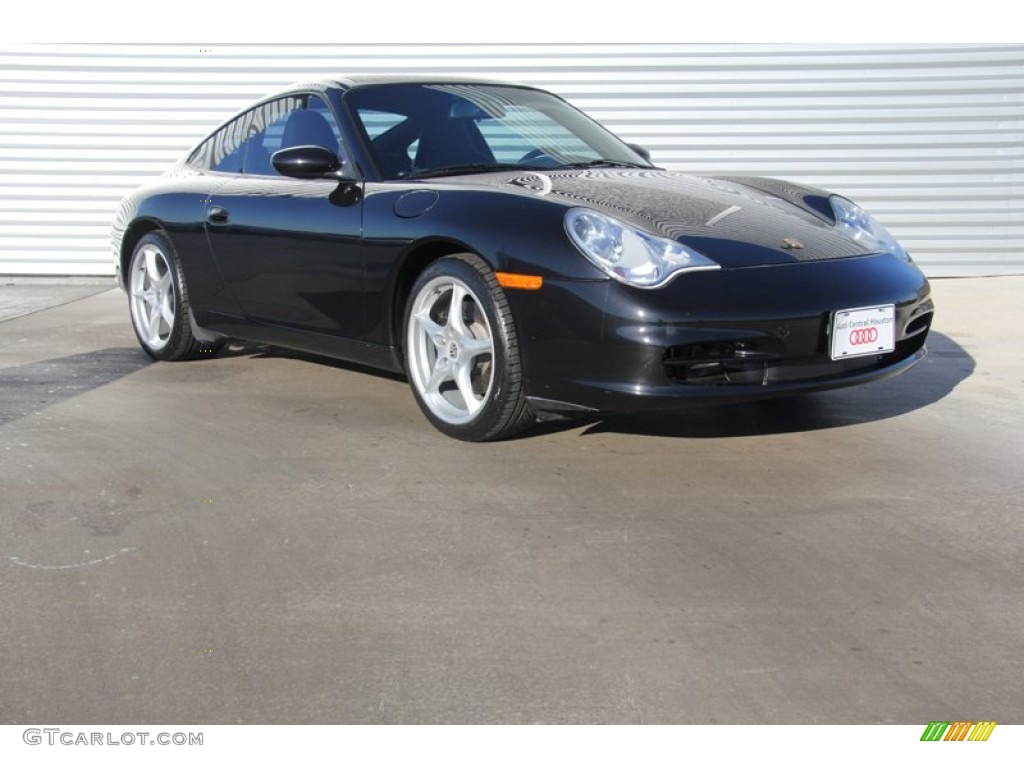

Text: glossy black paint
xmin=509 ymin=252 xmax=931 ymax=412
xmin=113 ymin=76 xmax=933 ymax=415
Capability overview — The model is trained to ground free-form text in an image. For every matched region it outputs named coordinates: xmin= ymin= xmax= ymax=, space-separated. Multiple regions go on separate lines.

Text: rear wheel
xmin=403 ymin=254 xmax=533 ymax=441
xmin=127 ymin=232 xmax=220 ymax=361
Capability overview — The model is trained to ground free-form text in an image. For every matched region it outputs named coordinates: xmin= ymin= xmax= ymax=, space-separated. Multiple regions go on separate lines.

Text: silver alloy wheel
xmin=129 ymin=243 xmax=175 ymax=351
xmin=406 ymin=275 xmax=495 ymax=425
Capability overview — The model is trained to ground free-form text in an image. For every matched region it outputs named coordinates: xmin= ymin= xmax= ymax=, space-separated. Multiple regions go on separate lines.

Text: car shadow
xmin=0 ymin=347 xmax=153 ymax=427
xmin=212 ymin=331 xmax=974 ymax=441
xmin=530 ymin=331 xmax=975 ymax=439
xmin=230 ymin=343 xmax=407 ymax=382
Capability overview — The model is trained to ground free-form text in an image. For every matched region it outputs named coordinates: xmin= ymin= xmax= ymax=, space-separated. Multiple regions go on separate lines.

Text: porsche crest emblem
xmin=781 ymin=237 xmax=804 ymax=250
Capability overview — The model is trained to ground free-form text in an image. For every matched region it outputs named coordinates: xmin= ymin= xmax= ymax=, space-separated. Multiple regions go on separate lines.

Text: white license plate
xmin=830 ymin=304 xmax=896 ymax=360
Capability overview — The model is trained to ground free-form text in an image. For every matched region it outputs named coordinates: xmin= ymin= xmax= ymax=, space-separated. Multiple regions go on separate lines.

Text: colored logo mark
xmin=920 ymin=721 xmax=996 ymax=741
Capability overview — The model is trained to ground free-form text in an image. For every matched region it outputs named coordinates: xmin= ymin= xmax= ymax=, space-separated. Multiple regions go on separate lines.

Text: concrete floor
xmin=0 ymin=279 xmax=111 ymax=323
xmin=0 ymin=277 xmax=1021 ymax=724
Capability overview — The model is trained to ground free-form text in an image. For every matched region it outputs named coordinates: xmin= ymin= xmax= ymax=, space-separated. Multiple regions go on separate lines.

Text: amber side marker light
xmin=496 ymin=272 xmax=544 ymax=290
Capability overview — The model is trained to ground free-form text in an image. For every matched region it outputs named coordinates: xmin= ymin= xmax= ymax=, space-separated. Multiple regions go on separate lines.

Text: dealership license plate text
xmin=831 ymin=304 xmax=896 ymax=360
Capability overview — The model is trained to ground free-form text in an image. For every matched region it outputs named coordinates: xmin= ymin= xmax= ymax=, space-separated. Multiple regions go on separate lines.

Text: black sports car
xmin=112 ymin=76 xmax=933 ymax=441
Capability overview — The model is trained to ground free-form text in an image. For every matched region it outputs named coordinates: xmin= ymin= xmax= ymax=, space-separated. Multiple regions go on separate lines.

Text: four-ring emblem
xmin=849 ymin=328 xmax=879 ymax=345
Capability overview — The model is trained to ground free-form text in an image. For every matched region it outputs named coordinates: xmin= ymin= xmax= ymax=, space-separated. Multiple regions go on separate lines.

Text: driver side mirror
xmin=272 ymin=145 xmax=354 ymax=180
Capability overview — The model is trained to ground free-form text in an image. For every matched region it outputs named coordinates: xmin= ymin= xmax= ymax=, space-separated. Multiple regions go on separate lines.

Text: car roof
xmin=272 ymin=74 xmax=533 ymax=95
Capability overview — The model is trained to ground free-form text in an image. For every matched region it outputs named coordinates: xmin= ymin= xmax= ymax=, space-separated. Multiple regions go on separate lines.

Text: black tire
xmin=403 ymin=253 xmax=534 ymax=441
xmin=126 ymin=232 xmax=221 ymax=361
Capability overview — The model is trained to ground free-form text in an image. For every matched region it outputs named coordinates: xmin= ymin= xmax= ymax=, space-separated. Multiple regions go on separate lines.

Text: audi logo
xmin=849 ymin=328 xmax=879 ymax=345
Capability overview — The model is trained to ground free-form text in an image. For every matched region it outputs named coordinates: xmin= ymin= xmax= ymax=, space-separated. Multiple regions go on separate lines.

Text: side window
xmin=189 ymin=110 xmax=255 ymax=173
xmin=189 ymin=95 xmax=345 ymax=177
xmin=242 ymin=94 xmax=344 ymax=177
xmin=305 ymin=96 xmax=344 ymax=147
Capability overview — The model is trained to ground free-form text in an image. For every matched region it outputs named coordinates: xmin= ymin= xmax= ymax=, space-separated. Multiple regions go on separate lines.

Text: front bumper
xmin=510 ymin=252 xmax=934 ymax=414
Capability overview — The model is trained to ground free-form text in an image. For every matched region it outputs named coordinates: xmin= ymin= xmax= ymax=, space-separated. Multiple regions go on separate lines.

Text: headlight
xmin=564 ymin=208 xmax=720 ymax=288
xmin=830 ymin=196 xmax=911 ymax=261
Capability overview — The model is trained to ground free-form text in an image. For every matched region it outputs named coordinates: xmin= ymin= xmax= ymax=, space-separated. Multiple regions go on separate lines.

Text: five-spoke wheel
xmin=127 ymin=232 xmax=220 ymax=361
xmin=403 ymin=254 xmax=533 ymax=441
xmin=129 ymin=241 xmax=176 ymax=352
xmin=407 ymin=275 xmax=495 ymax=425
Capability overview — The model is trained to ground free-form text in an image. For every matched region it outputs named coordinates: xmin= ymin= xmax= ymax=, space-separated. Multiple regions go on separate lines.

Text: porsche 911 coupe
xmin=112 ymin=76 xmax=934 ymax=441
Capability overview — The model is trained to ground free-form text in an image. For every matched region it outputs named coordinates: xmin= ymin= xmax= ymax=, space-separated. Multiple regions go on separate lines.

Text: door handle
xmin=207 ymin=206 xmax=230 ymax=223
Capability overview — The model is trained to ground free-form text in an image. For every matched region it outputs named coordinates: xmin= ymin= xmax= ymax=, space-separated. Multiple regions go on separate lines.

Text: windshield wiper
xmin=555 ymin=159 xmax=648 ymax=170
xmin=407 ymin=162 xmax=528 ymax=179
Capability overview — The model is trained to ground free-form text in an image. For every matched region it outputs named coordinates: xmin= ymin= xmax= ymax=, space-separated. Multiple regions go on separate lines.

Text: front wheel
xmin=403 ymin=254 xmax=533 ymax=441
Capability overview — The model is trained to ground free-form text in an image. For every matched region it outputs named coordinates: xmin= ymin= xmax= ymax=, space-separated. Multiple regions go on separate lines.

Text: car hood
xmin=437 ymin=168 xmax=876 ymax=268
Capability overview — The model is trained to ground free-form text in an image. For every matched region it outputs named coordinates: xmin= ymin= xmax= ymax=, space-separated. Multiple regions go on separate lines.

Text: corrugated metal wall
xmin=1 ymin=43 xmax=1021 ymax=277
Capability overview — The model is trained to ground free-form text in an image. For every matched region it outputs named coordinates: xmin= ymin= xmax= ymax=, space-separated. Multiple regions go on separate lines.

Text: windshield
xmin=344 ymin=83 xmax=652 ymax=180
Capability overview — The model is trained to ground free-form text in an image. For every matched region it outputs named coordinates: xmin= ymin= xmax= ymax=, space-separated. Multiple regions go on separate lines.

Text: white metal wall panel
xmin=0 ymin=43 xmax=1020 ymax=277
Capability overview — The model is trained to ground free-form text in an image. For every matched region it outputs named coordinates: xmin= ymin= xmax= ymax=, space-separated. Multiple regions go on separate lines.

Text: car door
xmin=203 ymin=94 xmax=365 ymax=337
